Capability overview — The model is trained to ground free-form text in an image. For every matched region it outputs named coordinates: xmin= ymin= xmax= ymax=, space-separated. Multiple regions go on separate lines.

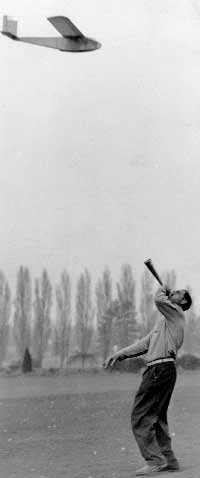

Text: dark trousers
xmin=131 ymin=362 xmax=177 ymax=466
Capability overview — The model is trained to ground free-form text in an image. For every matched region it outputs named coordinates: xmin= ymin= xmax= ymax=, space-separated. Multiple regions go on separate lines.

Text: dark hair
xmin=181 ymin=291 xmax=192 ymax=311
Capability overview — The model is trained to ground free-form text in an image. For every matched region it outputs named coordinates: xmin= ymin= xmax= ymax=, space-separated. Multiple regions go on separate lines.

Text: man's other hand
xmin=164 ymin=285 xmax=172 ymax=297
xmin=103 ymin=353 xmax=121 ymax=369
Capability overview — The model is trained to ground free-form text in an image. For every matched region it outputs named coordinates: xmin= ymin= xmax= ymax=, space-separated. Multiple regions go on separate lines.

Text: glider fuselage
xmin=2 ymin=34 xmax=100 ymax=51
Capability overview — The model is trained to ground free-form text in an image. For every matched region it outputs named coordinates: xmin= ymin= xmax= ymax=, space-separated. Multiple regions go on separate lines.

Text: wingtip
xmin=47 ymin=16 xmax=69 ymax=21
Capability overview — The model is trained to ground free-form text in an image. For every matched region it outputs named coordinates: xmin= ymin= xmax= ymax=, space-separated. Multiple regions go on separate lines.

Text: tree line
xmin=0 ymin=264 xmax=199 ymax=370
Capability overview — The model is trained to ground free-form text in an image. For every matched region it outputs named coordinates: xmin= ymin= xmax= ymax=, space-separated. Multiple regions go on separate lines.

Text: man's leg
xmin=155 ymin=418 xmax=179 ymax=470
xmin=131 ymin=367 xmax=165 ymax=468
xmin=154 ymin=363 xmax=179 ymax=470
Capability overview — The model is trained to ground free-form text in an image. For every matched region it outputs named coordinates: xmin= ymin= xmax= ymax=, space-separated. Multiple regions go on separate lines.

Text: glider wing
xmin=47 ymin=16 xmax=84 ymax=38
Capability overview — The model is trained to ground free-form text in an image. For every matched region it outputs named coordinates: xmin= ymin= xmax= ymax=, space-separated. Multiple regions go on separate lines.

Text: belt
xmin=147 ymin=358 xmax=175 ymax=367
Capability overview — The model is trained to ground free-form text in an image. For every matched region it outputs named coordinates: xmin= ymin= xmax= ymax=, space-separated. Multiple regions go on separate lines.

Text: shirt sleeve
xmin=155 ymin=287 xmax=181 ymax=320
xmin=117 ymin=331 xmax=153 ymax=359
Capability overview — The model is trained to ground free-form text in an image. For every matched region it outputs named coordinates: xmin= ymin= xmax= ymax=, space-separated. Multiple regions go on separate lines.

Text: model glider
xmin=1 ymin=15 xmax=101 ymax=52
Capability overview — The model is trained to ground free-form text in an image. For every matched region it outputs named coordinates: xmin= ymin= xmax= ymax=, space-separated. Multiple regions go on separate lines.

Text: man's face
xmin=169 ymin=289 xmax=186 ymax=306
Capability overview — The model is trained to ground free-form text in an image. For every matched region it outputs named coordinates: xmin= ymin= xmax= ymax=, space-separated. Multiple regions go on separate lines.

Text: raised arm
xmin=155 ymin=287 xmax=180 ymax=320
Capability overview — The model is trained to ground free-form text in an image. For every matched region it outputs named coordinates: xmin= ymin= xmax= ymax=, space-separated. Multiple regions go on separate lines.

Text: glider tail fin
xmin=1 ymin=15 xmax=18 ymax=39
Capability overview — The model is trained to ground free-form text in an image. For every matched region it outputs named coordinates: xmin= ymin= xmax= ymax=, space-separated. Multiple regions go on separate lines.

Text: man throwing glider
xmin=103 ymin=285 xmax=192 ymax=476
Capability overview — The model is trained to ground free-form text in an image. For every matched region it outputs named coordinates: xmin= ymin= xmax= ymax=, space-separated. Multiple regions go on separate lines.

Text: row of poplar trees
xmin=0 ymin=264 xmax=198 ymax=369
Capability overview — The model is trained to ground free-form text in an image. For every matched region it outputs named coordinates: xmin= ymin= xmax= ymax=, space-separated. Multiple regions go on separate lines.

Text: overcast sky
xmin=1 ymin=0 xmax=200 ymax=307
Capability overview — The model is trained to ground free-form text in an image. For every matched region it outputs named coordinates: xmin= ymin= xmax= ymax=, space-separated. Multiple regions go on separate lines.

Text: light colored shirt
xmin=118 ymin=287 xmax=185 ymax=363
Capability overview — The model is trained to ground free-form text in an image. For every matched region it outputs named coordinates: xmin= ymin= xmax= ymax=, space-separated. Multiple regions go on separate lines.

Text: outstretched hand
xmin=103 ymin=353 xmax=121 ymax=369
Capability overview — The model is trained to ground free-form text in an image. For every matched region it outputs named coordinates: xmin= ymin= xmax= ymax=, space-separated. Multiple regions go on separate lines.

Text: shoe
xmin=135 ymin=464 xmax=167 ymax=476
xmin=165 ymin=461 xmax=180 ymax=471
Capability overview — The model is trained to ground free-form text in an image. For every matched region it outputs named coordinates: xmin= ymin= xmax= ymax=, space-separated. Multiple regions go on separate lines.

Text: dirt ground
xmin=0 ymin=371 xmax=199 ymax=478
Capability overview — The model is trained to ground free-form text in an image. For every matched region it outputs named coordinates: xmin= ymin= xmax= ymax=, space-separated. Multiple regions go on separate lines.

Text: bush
xmin=22 ymin=348 xmax=32 ymax=373
xmin=32 ymin=358 xmax=41 ymax=369
xmin=177 ymin=354 xmax=200 ymax=370
xmin=5 ymin=360 xmax=21 ymax=371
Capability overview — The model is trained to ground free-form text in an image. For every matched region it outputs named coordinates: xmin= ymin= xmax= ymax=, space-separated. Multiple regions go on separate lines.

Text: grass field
xmin=0 ymin=371 xmax=200 ymax=478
